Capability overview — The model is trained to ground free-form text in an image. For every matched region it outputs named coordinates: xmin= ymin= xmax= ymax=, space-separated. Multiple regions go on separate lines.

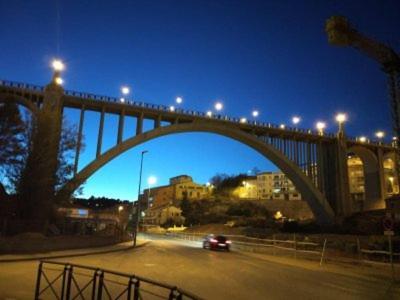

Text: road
xmin=0 ymin=235 xmax=399 ymax=299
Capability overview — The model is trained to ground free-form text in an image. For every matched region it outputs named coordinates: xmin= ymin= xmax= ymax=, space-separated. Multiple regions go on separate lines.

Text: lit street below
xmin=0 ymin=235 xmax=399 ymax=299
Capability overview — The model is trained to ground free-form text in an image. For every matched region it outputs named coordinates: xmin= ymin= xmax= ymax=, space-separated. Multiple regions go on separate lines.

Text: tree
xmin=55 ymin=119 xmax=83 ymax=195
xmin=0 ymin=103 xmax=29 ymax=192
xmin=212 ymin=173 xmax=249 ymax=195
xmin=0 ymin=102 xmax=83 ymax=219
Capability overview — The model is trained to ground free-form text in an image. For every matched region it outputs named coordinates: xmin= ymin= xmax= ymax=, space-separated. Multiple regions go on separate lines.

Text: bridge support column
xmin=363 ymin=148 xmax=387 ymax=210
xmin=136 ymin=113 xmax=143 ymax=135
xmin=96 ymin=108 xmax=105 ymax=157
xmin=17 ymin=77 xmax=64 ymax=223
xmin=335 ymin=136 xmax=352 ymax=217
xmin=74 ymin=107 xmax=85 ymax=174
xmin=117 ymin=110 xmax=125 ymax=144
xmin=154 ymin=115 xmax=161 ymax=129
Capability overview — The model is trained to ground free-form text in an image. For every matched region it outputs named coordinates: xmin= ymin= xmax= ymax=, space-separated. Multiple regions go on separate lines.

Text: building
xmin=170 ymin=175 xmax=211 ymax=202
xmin=141 ymin=175 xmax=211 ymax=209
xmin=143 ymin=204 xmax=185 ymax=226
xmin=257 ymin=172 xmax=302 ymax=201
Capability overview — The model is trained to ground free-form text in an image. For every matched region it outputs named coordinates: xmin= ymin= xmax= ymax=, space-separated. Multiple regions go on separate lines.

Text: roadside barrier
xmin=34 ymin=260 xmax=202 ymax=300
xmin=162 ymin=232 xmax=327 ymax=266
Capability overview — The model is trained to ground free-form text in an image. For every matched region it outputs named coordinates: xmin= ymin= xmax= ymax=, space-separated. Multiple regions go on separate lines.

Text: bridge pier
xmin=17 ymin=76 xmax=64 ymax=222
xmin=96 ymin=108 xmax=105 ymax=157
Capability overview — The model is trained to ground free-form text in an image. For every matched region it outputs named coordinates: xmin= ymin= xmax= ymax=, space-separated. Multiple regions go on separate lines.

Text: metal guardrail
xmin=34 ymin=260 xmax=202 ymax=300
xmin=163 ymin=232 xmax=327 ymax=265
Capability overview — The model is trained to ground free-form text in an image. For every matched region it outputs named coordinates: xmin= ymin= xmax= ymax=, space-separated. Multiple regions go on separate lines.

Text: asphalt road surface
xmin=1 ymin=235 xmax=399 ymax=299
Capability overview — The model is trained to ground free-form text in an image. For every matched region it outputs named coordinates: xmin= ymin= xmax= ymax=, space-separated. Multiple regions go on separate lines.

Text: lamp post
xmin=252 ymin=110 xmax=259 ymax=124
xmin=120 ymin=86 xmax=130 ymax=103
xmin=335 ymin=113 xmax=347 ymax=137
xmin=133 ymin=150 xmax=148 ymax=247
xmin=316 ymin=121 xmax=326 ymax=135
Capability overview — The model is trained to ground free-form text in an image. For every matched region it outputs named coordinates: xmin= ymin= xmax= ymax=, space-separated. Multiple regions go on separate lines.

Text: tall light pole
xmin=133 ymin=150 xmax=148 ymax=247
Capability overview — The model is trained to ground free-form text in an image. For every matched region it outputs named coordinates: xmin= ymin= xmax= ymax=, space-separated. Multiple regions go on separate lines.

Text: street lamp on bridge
xmin=292 ymin=116 xmax=301 ymax=126
xmin=51 ymin=59 xmax=65 ymax=86
xmin=316 ymin=121 xmax=326 ymax=135
xmin=375 ymin=131 xmax=385 ymax=143
xmin=120 ymin=86 xmax=130 ymax=103
xmin=335 ymin=113 xmax=347 ymax=136
xmin=214 ymin=101 xmax=223 ymax=111
xmin=176 ymin=96 xmax=183 ymax=104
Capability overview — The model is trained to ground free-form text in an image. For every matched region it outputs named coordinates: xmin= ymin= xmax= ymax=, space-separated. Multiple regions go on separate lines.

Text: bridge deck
xmin=0 ymin=79 xmax=396 ymax=151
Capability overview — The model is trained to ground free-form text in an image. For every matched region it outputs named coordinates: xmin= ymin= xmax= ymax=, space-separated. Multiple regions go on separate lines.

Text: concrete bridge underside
xmin=57 ymin=122 xmax=335 ymax=224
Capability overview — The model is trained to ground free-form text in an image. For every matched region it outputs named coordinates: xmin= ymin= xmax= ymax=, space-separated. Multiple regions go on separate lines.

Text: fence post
xmin=34 ymin=262 xmax=43 ymax=300
xmin=169 ymin=287 xmax=178 ymax=300
xmin=65 ymin=265 xmax=74 ymax=300
xmin=91 ymin=270 xmax=98 ymax=300
xmin=97 ymin=271 xmax=104 ymax=300
xmin=320 ymin=238 xmax=327 ymax=266
xmin=356 ymin=237 xmax=361 ymax=261
xmin=60 ymin=264 xmax=69 ymax=300
xmin=133 ymin=278 xmax=140 ymax=300
xmin=127 ymin=276 xmax=134 ymax=300
xmin=273 ymin=234 xmax=276 ymax=256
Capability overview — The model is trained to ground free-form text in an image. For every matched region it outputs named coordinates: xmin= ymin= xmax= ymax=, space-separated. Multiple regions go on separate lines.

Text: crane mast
xmin=325 ymin=16 xmax=400 ymax=140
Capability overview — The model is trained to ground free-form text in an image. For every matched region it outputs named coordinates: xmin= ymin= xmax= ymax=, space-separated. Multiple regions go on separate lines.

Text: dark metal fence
xmin=35 ymin=261 xmax=201 ymax=300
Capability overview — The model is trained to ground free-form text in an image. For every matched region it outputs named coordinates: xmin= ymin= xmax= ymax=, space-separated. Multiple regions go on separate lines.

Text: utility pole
xmin=133 ymin=150 xmax=148 ymax=247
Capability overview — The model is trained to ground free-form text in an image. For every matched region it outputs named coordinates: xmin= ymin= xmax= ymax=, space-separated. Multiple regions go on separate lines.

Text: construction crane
xmin=325 ymin=16 xmax=400 ymax=140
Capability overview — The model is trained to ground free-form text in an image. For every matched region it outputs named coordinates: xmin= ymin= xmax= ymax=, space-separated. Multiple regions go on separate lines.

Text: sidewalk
xmin=0 ymin=238 xmax=150 ymax=263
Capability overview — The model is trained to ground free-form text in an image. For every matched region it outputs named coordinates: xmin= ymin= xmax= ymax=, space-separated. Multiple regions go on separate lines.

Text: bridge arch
xmin=58 ymin=122 xmax=335 ymax=224
xmin=347 ymin=146 xmax=382 ymax=210
xmin=383 ymin=152 xmax=399 ymax=196
xmin=0 ymin=93 xmax=39 ymax=117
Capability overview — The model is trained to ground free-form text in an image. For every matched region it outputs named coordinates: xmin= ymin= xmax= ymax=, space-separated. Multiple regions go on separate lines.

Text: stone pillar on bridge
xmin=334 ymin=130 xmax=352 ymax=218
xmin=363 ymin=148 xmax=387 ymax=210
xmin=17 ymin=73 xmax=64 ymax=223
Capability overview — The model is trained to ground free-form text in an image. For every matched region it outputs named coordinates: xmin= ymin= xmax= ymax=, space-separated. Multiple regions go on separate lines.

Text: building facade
xmin=256 ymin=172 xmax=302 ymax=201
xmin=143 ymin=204 xmax=185 ymax=226
xmin=141 ymin=175 xmax=211 ymax=209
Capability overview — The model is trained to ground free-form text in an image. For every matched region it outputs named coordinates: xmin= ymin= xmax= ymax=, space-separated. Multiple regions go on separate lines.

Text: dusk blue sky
xmin=1 ymin=0 xmax=399 ymax=200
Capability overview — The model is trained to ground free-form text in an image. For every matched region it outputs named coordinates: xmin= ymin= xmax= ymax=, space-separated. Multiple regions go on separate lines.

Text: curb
xmin=0 ymin=240 xmax=151 ymax=263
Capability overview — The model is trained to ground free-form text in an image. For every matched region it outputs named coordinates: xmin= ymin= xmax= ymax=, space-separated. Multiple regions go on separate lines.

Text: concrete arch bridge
xmin=0 ymin=79 xmax=398 ymax=225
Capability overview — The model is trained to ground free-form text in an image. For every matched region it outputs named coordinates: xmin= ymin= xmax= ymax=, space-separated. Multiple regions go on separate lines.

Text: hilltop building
xmin=141 ymin=175 xmax=211 ymax=209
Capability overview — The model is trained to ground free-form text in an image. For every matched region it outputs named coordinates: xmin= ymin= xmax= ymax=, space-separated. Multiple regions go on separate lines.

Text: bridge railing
xmin=1 ymin=79 xmax=396 ymax=146
xmin=0 ymin=79 xmax=44 ymax=92
xmin=158 ymin=232 xmax=327 ymax=265
xmin=34 ymin=260 xmax=202 ymax=300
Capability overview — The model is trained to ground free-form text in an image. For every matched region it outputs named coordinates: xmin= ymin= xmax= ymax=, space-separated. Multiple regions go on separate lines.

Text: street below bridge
xmin=0 ymin=234 xmax=399 ymax=299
